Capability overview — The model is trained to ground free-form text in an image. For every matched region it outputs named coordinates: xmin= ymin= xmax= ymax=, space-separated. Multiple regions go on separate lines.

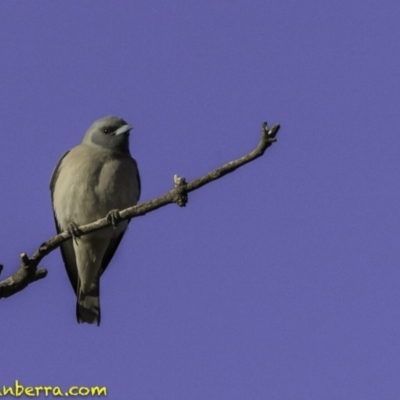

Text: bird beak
xmin=115 ymin=124 xmax=133 ymax=136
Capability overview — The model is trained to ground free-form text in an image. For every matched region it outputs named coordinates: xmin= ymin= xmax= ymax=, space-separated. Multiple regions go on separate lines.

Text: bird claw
xmin=106 ymin=210 xmax=121 ymax=229
xmin=68 ymin=223 xmax=81 ymax=245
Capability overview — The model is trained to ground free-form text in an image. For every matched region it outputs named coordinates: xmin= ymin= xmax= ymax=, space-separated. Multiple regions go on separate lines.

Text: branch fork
xmin=173 ymin=175 xmax=188 ymax=207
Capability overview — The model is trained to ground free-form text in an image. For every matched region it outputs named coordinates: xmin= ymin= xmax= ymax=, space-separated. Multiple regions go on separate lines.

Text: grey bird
xmin=50 ymin=116 xmax=141 ymax=325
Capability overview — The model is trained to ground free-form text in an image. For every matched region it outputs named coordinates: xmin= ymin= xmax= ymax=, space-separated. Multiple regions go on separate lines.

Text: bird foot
xmin=68 ymin=222 xmax=81 ymax=245
xmin=106 ymin=209 xmax=121 ymax=229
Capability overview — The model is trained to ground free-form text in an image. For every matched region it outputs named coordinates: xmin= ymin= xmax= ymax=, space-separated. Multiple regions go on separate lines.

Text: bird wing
xmin=132 ymin=158 xmax=141 ymax=202
xmin=50 ymin=150 xmax=79 ymax=294
xmin=99 ymin=232 xmax=127 ymax=277
xmin=99 ymin=156 xmax=141 ymax=276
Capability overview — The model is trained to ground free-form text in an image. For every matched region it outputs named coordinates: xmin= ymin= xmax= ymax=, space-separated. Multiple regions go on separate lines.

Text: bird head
xmin=82 ymin=116 xmax=133 ymax=153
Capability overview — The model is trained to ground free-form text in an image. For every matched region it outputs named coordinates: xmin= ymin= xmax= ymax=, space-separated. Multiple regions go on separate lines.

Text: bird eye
xmin=103 ymin=128 xmax=109 ymax=134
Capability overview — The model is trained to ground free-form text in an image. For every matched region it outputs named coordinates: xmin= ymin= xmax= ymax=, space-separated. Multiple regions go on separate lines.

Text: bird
xmin=50 ymin=116 xmax=141 ymax=325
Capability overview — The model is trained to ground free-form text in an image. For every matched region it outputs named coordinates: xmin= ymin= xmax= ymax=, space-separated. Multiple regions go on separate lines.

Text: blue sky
xmin=1 ymin=1 xmax=400 ymax=399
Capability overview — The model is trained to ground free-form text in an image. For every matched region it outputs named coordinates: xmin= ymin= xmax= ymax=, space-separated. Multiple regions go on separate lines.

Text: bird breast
xmin=53 ymin=145 xmax=139 ymax=230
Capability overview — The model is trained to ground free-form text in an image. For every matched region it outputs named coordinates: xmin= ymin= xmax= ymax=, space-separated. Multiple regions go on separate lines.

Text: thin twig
xmin=0 ymin=121 xmax=280 ymax=299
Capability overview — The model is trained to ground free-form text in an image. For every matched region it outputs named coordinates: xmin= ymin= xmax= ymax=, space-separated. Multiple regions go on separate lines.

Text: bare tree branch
xmin=0 ymin=121 xmax=280 ymax=299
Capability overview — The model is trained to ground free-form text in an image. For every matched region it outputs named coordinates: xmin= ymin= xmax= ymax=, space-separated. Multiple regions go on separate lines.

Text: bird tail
xmin=76 ymin=282 xmax=101 ymax=325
